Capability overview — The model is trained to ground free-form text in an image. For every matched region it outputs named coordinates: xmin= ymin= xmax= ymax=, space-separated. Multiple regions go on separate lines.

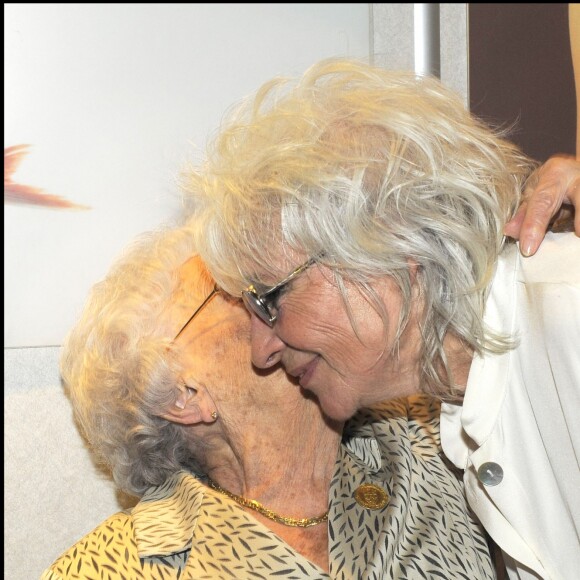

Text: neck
xmin=442 ymin=333 xmax=474 ymax=394
xmin=192 ymin=391 xmax=342 ymax=573
xmin=202 ymin=399 xmax=342 ymax=516
xmin=207 ymin=478 xmax=329 ymax=527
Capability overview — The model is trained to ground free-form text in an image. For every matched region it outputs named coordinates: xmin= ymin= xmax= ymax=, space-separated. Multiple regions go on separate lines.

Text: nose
xmin=250 ymin=313 xmax=286 ymax=368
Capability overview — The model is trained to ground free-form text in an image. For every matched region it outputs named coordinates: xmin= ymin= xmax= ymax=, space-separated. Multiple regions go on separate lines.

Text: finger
xmin=517 ymin=160 xmax=568 ymax=255
xmin=515 ymin=156 xmax=580 ymax=255
xmin=520 ymin=181 xmax=562 ymax=256
xmin=503 ymin=204 xmax=526 ymax=239
xmin=518 ymin=186 xmax=563 ymax=256
xmin=568 ymin=175 xmax=580 ymax=236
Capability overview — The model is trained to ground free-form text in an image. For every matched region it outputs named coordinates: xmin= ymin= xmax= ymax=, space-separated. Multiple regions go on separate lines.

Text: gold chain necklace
xmin=208 ymin=479 xmax=329 ymax=528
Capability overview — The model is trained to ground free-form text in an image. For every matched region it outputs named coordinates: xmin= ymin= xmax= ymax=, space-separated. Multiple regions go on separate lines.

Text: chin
xmin=319 ymin=397 xmax=358 ymax=423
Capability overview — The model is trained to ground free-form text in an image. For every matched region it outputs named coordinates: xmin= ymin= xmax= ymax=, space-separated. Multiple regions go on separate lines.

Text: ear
xmin=160 ymin=382 xmax=218 ymax=425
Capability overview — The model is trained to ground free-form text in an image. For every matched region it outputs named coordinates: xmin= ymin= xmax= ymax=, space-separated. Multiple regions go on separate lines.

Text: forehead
xmin=162 ymin=256 xmax=214 ymax=335
xmin=174 ymin=255 xmax=248 ymax=333
xmin=178 ymin=256 xmax=214 ymax=298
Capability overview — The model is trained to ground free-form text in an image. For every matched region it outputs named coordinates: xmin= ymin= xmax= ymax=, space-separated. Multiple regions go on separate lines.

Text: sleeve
xmin=39 ymin=512 xmax=143 ymax=579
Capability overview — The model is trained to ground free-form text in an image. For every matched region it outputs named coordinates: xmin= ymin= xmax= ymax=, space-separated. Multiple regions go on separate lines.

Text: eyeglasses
xmin=241 ymin=257 xmax=317 ymax=327
xmin=173 ymin=285 xmax=219 ymax=341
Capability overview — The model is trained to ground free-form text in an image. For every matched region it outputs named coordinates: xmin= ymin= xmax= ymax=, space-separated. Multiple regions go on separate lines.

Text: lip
xmin=289 ymin=356 xmax=319 ymax=389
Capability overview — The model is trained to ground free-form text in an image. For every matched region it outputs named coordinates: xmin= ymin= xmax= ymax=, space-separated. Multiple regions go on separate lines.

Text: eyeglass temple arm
xmin=173 ymin=284 xmax=219 ymax=340
xmin=255 ymin=257 xmax=319 ymax=298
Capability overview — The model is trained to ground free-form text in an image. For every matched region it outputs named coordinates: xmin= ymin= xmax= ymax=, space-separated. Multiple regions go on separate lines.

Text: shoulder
xmin=517 ymin=232 xmax=580 ymax=285
xmin=41 ymin=512 xmax=141 ymax=580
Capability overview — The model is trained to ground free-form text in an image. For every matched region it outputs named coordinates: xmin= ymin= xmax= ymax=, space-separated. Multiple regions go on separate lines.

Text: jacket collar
xmin=441 ymin=243 xmax=519 ymax=468
xmin=132 ymin=471 xmax=205 ymax=557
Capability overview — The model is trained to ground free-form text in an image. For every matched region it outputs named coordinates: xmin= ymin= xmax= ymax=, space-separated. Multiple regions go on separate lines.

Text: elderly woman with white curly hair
xmin=43 ymin=221 xmax=507 ymax=579
xmin=186 ymin=58 xmax=580 ymax=579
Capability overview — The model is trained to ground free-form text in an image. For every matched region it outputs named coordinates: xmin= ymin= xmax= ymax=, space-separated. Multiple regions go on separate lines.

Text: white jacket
xmin=441 ymin=232 xmax=580 ymax=580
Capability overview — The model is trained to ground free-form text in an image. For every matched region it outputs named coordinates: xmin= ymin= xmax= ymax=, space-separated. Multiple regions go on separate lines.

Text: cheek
xmin=212 ymin=337 xmax=252 ymax=376
xmin=277 ymin=298 xmax=370 ymax=355
xmin=231 ymin=323 xmax=252 ymax=354
xmin=183 ymin=328 xmax=250 ymax=380
xmin=276 ymin=273 xmax=400 ymax=357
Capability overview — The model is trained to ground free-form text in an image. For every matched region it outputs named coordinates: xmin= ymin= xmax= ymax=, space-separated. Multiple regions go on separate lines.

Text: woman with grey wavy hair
xmin=47 ymin=221 xmax=502 ymax=578
xmin=186 ymin=58 xmax=580 ymax=579
xmin=50 ymin=224 xmax=342 ymax=576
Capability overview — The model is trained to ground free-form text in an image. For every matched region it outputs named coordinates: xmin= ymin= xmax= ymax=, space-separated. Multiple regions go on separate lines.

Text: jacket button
xmin=354 ymin=483 xmax=389 ymax=509
xmin=477 ymin=462 xmax=504 ymax=486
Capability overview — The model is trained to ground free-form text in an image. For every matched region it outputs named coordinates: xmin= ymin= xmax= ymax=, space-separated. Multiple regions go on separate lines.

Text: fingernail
xmin=522 ymin=240 xmax=535 ymax=257
xmin=521 ymin=228 xmax=542 ymax=257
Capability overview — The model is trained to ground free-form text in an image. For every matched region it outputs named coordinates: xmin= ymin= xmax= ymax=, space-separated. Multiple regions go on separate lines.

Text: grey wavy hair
xmin=184 ymin=57 xmax=536 ymax=398
xmin=60 ymin=224 xmax=207 ymax=497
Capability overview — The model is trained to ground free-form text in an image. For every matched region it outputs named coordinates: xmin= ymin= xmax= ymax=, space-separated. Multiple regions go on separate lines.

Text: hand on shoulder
xmin=504 ymin=155 xmax=580 ymax=256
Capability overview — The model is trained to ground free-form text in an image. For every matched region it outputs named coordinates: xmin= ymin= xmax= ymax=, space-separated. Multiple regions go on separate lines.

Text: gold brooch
xmin=354 ymin=483 xmax=389 ymax=510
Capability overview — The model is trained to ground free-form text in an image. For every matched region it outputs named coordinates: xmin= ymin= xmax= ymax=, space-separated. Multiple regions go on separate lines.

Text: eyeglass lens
xmin=242 ymin=291 xmax=276 ymax=326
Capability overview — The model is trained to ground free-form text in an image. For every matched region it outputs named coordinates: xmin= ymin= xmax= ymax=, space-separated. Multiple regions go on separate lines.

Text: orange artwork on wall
xmin=4 ymin=144 xmax=90 ymax=210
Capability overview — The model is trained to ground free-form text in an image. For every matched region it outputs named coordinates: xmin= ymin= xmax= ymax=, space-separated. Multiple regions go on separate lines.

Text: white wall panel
xmin=5 ymin=3 xmax=370 ymax=348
